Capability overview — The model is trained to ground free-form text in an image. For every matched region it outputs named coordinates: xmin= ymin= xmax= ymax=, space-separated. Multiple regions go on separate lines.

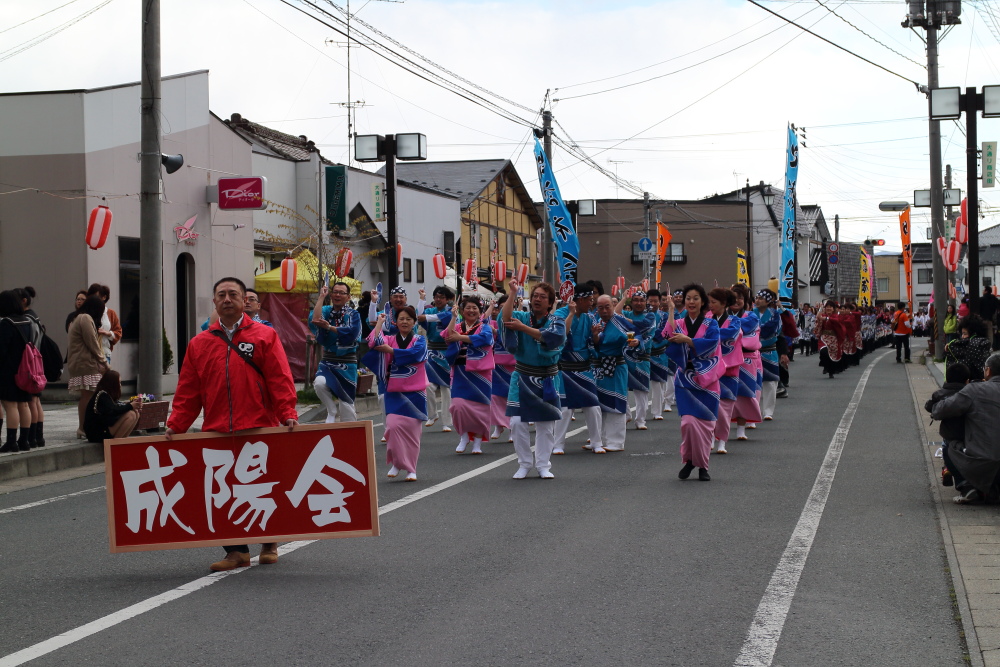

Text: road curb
xmin=0 ymin=441 xmax=104 ymax=483
xmin=908 ymin=358 xmax=985 ymax=667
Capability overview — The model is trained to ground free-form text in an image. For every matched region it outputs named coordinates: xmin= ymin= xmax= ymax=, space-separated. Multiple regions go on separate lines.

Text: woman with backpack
xmin=67 ymin=296 xmax=109 ymax=439
xmin=18 ymin=286 xmax=48 ymax=448
xmin=0 ymin=290 xmax=42 ymax=452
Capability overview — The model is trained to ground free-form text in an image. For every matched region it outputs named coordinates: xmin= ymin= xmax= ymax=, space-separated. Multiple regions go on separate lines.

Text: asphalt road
xmin=0 ymin=345 xmax=966 ymax=666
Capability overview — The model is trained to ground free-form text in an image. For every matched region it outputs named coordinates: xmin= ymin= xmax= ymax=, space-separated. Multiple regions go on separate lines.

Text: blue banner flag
xmin=778 ymin=125 xmax=799 ymax=307
xmin=533 ymin=138 xmax=580 ymax=284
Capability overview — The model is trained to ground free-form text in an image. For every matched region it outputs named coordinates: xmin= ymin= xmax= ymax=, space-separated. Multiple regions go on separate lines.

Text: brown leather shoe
xmin=210 ymin=551 xmax=251 ymax=572
xmin=259 ymin=543 xmax=279 ymax=565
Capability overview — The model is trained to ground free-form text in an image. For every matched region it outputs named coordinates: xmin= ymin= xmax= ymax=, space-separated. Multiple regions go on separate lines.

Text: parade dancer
xmin=754 ymin=289 xmax=781 ymax=421
xmin=646 ymin=290 xmax=670 ymax=420
xmin=555 ymin=284 xmax=603 ymax=455
xmin=729 ymin=284 xmax=762 ymax=441
xmin=815 ymin=300 xmax=846 ymax=378
xmin=310 ymin=282 xmax=362 ymax=423
xmin=664 ymin=284 xmax=722 ymax=482
xmin=501 ymin=278 xmax=566 ymax=479
xmin=364 ymin=306 xmax=428 ymax=482
xmin=417 ymin=286 xmax=455 ymax=432
xmin=708 ymin=288 xmax=741 ymax=455
xmin=489 ymin=295 xmax=516 ymax=442
xmin=663 ymin=288 xmax=686 ymax=412
xmin=619 ymin=291 xmax=654 ymax=430
xmin=593 ymin=294 xmax=637 ymax=452
xmin=444 ymin=296 xmax=494 ymax=454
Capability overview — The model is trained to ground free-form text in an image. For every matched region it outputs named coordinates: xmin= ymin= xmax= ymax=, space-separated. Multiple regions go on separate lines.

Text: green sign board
xmin=325 ymin=165 xmax=348 ymax=232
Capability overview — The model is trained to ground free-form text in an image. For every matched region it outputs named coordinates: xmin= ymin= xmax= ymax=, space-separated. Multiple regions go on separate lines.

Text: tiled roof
xmin=225 ymin=113 xmax=329 ymax=163
xmin=979 ymin=223 xmax=1000 ymax=246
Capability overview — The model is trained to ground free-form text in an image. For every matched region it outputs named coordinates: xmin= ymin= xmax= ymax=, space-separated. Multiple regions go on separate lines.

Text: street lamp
xmin=355 ymin=133 xmax=428 ymax=291
xmin=745 ymin=180 xmax=774 ymax=287
xmin=929 ymin=85 xmax=1000 ymax=310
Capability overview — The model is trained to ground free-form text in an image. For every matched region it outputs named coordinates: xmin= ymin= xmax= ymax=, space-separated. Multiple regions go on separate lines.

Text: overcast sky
xmin=4 ymin=0 xmax=1000 ymax=252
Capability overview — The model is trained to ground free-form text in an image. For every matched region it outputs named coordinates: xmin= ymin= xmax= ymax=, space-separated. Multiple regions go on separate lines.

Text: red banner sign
xmin=104 ymin=423 xmax=379 ymax=553
xmin=218 ymin=176 xmax=267 ymax=211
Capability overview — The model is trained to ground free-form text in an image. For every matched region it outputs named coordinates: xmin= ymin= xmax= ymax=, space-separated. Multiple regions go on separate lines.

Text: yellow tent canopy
xmin=255 ymin=249 xmax=363 ymax=297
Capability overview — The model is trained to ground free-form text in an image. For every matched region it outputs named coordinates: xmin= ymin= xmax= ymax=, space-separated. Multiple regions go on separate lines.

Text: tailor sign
xmin=104 ymin=423 xmax=379 ymax=553
xmin=217 ymin=177 xmax=267 ymax=211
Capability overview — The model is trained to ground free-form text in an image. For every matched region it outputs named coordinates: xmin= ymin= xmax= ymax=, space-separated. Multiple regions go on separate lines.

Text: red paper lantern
xmin=334 ymin=247 xmax=353 ymax=277
xmin=494 ymin=260 xmax=507 ymax=283
xmin=956 ymin=199 xmax=969 ymax=245
xmin=280 ymin=257 xmax=298 ymax=291
xmin=86 ymin=205 xmax=113 ymax=250
xmin=611 ymin=284 xmax=619 ymax=297
xmin=432 ymin=253 xmax=447 ymax=280
xmin=516 ymin=263 xmax=529 ymax=285
xmin=464 ymin=258 xmax=477 ymax=284
xmin=396 ymin=243 xmax=403 ymax=268
xmin=949 ymin=282 xmax=957 ymax=300
xmin=994 ymin=285 xmax=999 ymax=297
xmin=641 ymin=278 xmax=649 ymax=291
xmin=936 ymin=237 xmax=947 ymax=257
xmin=616 ymin=276 xmax=626 ymax=292
xmin=945 ymin=239 xmax=961 ymax=272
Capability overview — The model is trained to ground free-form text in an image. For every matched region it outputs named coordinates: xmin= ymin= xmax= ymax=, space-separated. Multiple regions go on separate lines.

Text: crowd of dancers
xmin=307 ymin=278 xmax=883 ymax=483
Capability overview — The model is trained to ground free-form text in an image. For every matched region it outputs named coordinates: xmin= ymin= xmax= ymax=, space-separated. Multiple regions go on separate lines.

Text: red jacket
xmin=166 ymin=317 xmax=298 ymax=434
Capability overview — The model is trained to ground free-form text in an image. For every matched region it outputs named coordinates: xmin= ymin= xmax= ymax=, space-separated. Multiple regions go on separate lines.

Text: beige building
xmin=0 ymin=71 xmax=254 ymax=392
xmin=874 ymin=253 xmax=902 ymax=304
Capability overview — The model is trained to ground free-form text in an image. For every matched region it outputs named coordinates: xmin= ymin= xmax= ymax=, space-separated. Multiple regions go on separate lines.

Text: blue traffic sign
xmin=828 ymin=255 xmax=839 ymax=265
xmin=637 ymin=237 xmax=653 ymax=252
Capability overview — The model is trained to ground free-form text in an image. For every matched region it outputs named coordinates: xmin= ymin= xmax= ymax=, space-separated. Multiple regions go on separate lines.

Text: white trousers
xmin=631 ymin=391 xmax=649 ymax=427
xmin=664 ymin=377 xmax=676 ymax=407
xmin=511 ymin=416 xmax=557 ymax=473
xmin=651 ymin=381 xmax=666 ymax=415
xmin=426 ymin=385 xmax=453 ymax=426
xmin=601 ymin=411 xmax=627 ymax=450
xmin=314 ymin=376 xmax=357 ymax=423
xmin=761 ymin=380 xmax=778 ymax=418
xmin=555 ymin=406 xmax=603 ymax=450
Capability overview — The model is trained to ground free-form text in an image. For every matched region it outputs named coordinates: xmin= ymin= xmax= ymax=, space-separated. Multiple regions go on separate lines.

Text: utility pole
xmin=833 ymin=214 xmax=840 ymax=304
xmin=643 ymin=192 xmax=651 ymax=282
xmin=139 ymin=0 xmax=163 ymax=398
xmin=745 ymin=179 xmax=754 ymax=285
xmin=542 ymin=102 xmax=555 ymax=285
xmin=905 ymin=1 xmax=958 ymax=360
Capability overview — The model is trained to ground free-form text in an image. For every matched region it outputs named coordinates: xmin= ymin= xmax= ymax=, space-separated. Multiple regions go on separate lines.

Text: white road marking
xmin=733 ymin=351 xmax=889 ymax=667
xmin=0 ymin=449 xmax=522 ymax=666
xmin=0 ymin=487 xmax=105 ymax=515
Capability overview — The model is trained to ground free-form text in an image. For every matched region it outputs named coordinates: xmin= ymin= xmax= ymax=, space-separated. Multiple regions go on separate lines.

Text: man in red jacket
xmin=166 ymin=277 xmax=299 ymax=572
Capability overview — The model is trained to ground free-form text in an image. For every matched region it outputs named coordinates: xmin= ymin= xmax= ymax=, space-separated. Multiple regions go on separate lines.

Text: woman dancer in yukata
xmin=728 ymin=283 xmax=762 ymax=441
xmin=444 ymin=296 xmax=495 ymax=454
xmin=754 ymin=289 xmax=781 ymax=422
xmin=489 ymin=295 xmax=516 ymax=443
xmin=708 ymin=287 xmax=742 ymax=455
xmin=814 ymin=300 xmax=846 ymax=378
xmin=664 ymin=283 xmax=722 ymax=482
xmin=364 ymin=306 xmax=428 ymax=482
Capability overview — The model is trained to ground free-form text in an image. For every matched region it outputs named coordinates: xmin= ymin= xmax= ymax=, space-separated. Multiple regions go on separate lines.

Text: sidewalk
xmin=907 ymin=353 xmax=995 ymax=667
xmin=0 ymin=389 xmax=382 ymax=483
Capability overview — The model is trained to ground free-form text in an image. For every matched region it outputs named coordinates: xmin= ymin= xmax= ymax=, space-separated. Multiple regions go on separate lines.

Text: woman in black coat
xmin=84 ymin=371 xmax=141 ymax=443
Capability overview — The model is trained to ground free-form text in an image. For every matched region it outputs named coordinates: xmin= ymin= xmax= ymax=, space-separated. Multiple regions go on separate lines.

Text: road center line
xmin=0 ymin=487 xmax=105 ymax=515
xmin=0 ymin=449 xmax=524 ymax=667
xmin=733 ymin=351 xmax=889 ymax=667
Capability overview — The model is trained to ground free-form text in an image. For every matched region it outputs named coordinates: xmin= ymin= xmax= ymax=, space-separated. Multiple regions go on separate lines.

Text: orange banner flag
xmin=656 ymin=222 xmax=672 ymax=286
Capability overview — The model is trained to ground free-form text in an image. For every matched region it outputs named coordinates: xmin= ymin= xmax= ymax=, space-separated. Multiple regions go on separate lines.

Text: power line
xmin=812 ymin=0 xmax=926 ymax=69
xmin=0 ymin=0 xmax=115 ymax=63
xmin=0 ymin=0 xmax=85 ymax=35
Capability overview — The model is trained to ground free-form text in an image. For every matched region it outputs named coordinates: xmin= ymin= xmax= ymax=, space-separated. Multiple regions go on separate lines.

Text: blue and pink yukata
xmin=623 ymin=308 xmax=654 ymax=428
xmin=502 ymin=309 xmax=566 ymax=476
xmin=420 ymin=304 xmax=454 ymax=429
xmin=664 ymin=314 xmax=722 ymax=471
xmin=363 ymin=329 xmax=428 ymax=477
xmin=756 ymin=307 xmax=781 ymax=420
xmin=594 ymin=314 xmax=634 ymax=451
xmin=445 ymin=319 xmax=494 ymax=446
xmin=731 ymin=310 xmax=763 ymax=432
xmin=713 ymin=312 xmax=743 ymax=449
xmin=309 ymin=305 xmax=362 ymax=423
xmin=489 ymin=317 xmax=516 ymax=437
xmin=555 ymin=306 xmax=603 ymax=452
xmin=649 ymin=309 xmax=674 ymax=416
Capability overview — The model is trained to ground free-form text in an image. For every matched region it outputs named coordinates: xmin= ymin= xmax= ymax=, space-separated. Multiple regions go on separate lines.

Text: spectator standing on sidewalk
xmin=67 ymin=296 xmax=109 ymax=439
xmin=892 ymin=303 xmax=912 ymax=363
xmin=165 ymin=277 xmax=298 ymax=572
xmin=86 ymin=284 xmax=122 ymax=366
xmin=65 ymin=290 xmax=87 ymax=332
xmin=979 ymin=286 xmax=999 ymax=350
xmin=932 ymin=353 xmax=1000 ymax=504
xmin=0 ymin=291 xmax=40 ymax=453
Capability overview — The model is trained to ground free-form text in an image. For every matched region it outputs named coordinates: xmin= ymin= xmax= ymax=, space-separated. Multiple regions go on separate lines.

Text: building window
xmin=507 ymin=231 xmax=517 ymax=254
xmin=403 ymin=257 xmax=412 ymax=282
xmin=443 ymin=231 xmax=455 ymax=263
xmin=985 ymin=277 xmax=993 ymax=288
xmin=669 ymin=242 xmax=684 ymax=258
xmin=917 ymin=268 xmax=933 ymax=284
xmin=470 ymin=223 xmax=479 ymax=249
xmin=119 ymin=237 xmax=141 ymax=341
xmin=523 ymin=236 xmax=530 ymax=259
xmin=877 ymin=277 xmax=889 ymax=294
xmin=416 ymin=259 xmax=424 ymax=283
xmin=490 ymin=228 xmax=499 ymax=253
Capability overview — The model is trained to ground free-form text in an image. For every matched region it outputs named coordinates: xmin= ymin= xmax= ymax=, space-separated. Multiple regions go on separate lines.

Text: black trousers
xmin=894 ymin=334 xmax=910 ymax=361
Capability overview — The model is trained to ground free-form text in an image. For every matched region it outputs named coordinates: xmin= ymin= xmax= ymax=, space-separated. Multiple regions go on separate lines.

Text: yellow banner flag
xmin=858 ymin=249 xmax=872 ymax=307
xmin=736 ymin=248 xmax=749 ymax=286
